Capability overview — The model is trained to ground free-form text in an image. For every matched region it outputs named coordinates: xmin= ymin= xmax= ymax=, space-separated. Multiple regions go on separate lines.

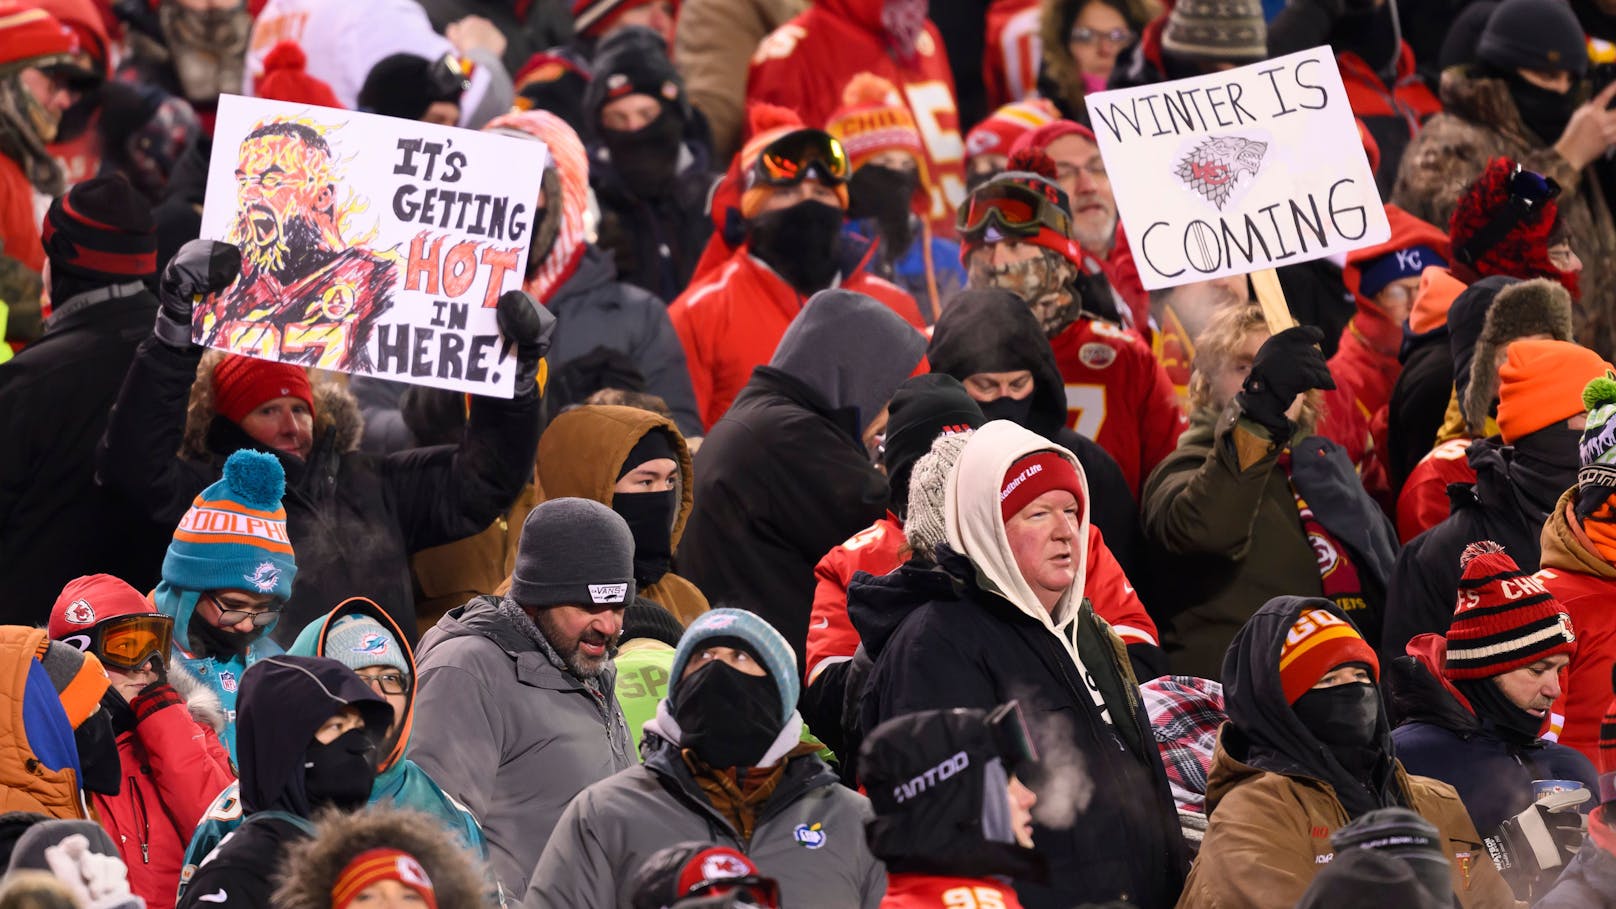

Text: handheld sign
xmin=198 ymin=94 xmax=545 ymax=398
xmin=1082 ymin=47 xmax=1390 ymax=298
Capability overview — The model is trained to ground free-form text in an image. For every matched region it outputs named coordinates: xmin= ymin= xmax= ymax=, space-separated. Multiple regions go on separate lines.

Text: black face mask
xmin=1454 ymin=676 xmax=1546 ymax=743
xmin=601 ymin=106 xmax=684 ymax=200
xmin=303 ymin=727 xmax=377 ymax=812
xmin=75 ymin=709 xmax=121 ymax=796
xmin=1510 ymin=427 xmax=1584 ymax=513
xmin=1503 ymin=73 xmax=1579 ymax=145
xmin=848 ymin=164 xmax=919 ymax=255
xmin=1293 ymin=681 xmax=1381 ymax=750
xmin=979 ymin=394 xmax=1034 ymax=426
xmin=673 ymin=662 xmax=782 ymax=769
xmin=189 ymin=614 xmax=258 ymax=659
xmin=748 ymin=200 xmax=844 ymax=296
xmin=613 ymin=490 xmax=677 ymax=586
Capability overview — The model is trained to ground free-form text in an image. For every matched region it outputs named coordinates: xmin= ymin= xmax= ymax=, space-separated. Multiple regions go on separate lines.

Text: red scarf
xmin=1280 ymin=453 xmax=1366 ymax=614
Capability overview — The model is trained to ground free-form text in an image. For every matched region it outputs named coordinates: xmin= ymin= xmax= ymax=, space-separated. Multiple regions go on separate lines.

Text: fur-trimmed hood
xmin=181 ymin=350 xmax=363 ymax=460
xmin=1462 ymin=278 xmax=1574 ymax=436
xmin=273 ymin=806 xmax=487 ymax=909
xmin=166 ymin=661 xmax=228 ymax=736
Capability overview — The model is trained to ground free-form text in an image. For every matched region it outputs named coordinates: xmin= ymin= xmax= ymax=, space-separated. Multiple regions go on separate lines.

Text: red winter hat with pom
xmin=825 ymin=72 xmax=930 ymax=209
xmin=1008 ymin=119 xmax=1097 ymax=158
xmin=254 ymin=40 xmax=342 ymax=109
xmin=1444 ymin=540 xmax=1576 ymax=681
xmin=736 ymin=103 xmax=848 ymax=218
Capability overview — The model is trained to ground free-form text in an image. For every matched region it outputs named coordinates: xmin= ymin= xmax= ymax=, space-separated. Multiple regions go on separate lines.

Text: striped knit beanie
xmin=162 ymin=450 xmax=297 ymax=601
xmin=1443 ymin=541 xmax=1576 ymax=681
xmin=1278 ymin=606 xmax=1379 ymax=704
xmin=825 ymin=74 xmax=926 ymax=173
xmin=1599 ymin=665 xmax=1616 ymax=802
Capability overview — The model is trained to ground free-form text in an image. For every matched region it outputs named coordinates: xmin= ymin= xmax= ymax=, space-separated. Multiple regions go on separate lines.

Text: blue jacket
xmin=1387 ymin=638 xmax=1597 ymax=838
xmin=843 ymin=219 xmax=964 ymax=325
xmin=154 ymin=584 xmax=282 ymax=760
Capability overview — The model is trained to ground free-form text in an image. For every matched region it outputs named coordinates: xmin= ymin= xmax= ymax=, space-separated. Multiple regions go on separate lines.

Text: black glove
xmin=1483 ymin=788 xmax=1589 ymax=879
xmin=1235 ymin=325 xmax=1335 ymax=439
xmin=100 ymin=687 xmax=136 ymax=736
xmin=495 ymin=289 xmax=556 ymax=393
xmin=154 ymin=239 xmax=241 ymax=348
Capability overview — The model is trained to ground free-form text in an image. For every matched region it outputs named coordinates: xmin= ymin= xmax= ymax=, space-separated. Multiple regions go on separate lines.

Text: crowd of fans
xmin=9 ymin=0 xmax=1616 ymax=905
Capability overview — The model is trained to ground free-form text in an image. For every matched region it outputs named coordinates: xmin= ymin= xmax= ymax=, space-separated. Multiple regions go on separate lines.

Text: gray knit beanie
xmin=510 ymin=498 xmax=637 ymax=609
xmin=1161 ymin=0 xmax=1267 ymax=63
xmin=904 ymin=430 xmax=975 ymax=559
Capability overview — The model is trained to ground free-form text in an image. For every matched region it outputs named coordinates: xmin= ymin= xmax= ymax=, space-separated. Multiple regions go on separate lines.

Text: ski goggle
xmin=957 ymin=181 xmax=1071 ymax=243
xmin=748 ymin=129 xmax=850 ymax=190
xmin=59 ymin=614 xmax=173 ymax=673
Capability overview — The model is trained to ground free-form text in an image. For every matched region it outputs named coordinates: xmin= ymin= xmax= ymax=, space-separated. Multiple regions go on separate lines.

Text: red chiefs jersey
xmin=1397 ymin=438 xmax=1477 ymax=543
xmin=982 ymin=0 xmax=1041 ymax=109
xmin=881 ymin=873 xmax=1026 ymax=908
xmin=1050 ymin=318 xmax=1186 ymax=497
xmin=806 ymin=513 xmax=1159 ymax=684
xmin=746 ymin=0 xmax=966 ymax=237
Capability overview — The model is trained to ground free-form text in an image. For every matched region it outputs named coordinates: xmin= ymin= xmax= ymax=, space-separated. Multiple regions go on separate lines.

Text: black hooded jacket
xmin=177 ymin=655 xmax=390 ymax=909
xmin=926 ymin=289 xmax=1145 ymax=585
xmin=1383 ymin=435 xmax=1576 ymax=657
xmin=680 ymin=289 xmax=929 ymax=664
xmin=850 ymin=548 xmax=1189 ymax=909
xmin=1222 ymin=597 xmax=1406 ymax=821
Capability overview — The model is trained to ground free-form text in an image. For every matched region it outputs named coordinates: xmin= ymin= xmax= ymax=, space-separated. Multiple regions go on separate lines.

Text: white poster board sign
xmin=198 ymin=94 xmax=545 ymax=397
xmin=1083 ymin=47 xmax=1390 ymax=291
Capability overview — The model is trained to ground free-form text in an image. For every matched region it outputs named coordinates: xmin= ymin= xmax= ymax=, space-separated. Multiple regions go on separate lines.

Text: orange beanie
xmin=1497 ymin=339 xmax=1614 ymax=443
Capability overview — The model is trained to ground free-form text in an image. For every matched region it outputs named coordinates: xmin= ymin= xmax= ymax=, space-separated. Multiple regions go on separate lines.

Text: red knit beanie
xmin=1277 ymin=605 xmax=1379 ymax=704
xmin=999 ymin=451 xmax=1083 ymax=522
xmin=212 ymin=355 xmax=316 ymax=425
xmin=332 ymin=849 xmax=437 ymax=909
xmin=1444 ymin=540 xmax=1576 ymax=681
xmin=255 ymin=41 xmax=342 ymax=109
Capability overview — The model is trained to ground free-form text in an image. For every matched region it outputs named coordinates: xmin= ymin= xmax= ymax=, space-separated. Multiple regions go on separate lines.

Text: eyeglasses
xmin=205 ymin=593 xmax=283 ymax=628
xmin=357 ymin=671 xmax=410 ymax=696
xmin=59 ymin=614 xmax=174 ymax=673
xmin=748 ymin=129 xmax=850 ymax=191
xmin=957 ymin=181 xmax=1072 ymax=242
xmin=1069 ymin=26 xmax=1134 ymax=46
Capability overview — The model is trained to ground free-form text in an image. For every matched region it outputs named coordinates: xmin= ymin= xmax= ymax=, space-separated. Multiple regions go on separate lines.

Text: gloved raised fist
xmin=496 ymin=289 xmax=556 ymax=392
xmin=154 ymin=239 xmax=241 ymax=348
xmin=1236 ymin=325 xmax=1335 ymax=439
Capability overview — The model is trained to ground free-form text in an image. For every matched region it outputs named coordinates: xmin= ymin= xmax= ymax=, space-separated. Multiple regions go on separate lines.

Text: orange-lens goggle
xmin=956 ymin=182 xmax=1071 ymax=241
xmin=750 ymin=129 xmax=850 ymax=190
xmin=60 ymin=614 xmax=173 ymax=672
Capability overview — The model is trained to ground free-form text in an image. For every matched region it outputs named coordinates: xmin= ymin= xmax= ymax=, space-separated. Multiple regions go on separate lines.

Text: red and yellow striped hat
xmin=1278 ymin=606 xmax=1379 ymax=704
xmin=332 ymin=849 xmax=437 ymax=909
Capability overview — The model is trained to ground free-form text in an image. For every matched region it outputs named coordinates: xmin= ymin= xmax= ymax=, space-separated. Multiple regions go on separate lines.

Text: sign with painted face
xmin=198 ymin=94 xmax=545 ymax=396
xmin=1083 ymin=47 xmax=1390 ymax=290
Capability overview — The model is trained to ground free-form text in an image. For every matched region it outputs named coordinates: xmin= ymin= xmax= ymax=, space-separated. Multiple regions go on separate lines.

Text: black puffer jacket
xmin=97 ymin=338 xmax=542 ymax=643
xmin=851 ymin=549 xmax=1189 ymax=909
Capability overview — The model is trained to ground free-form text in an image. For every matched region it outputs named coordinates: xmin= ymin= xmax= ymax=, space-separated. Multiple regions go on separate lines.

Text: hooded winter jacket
xmin=153 ymin=584 xmax=282 ymax=760
xmin=680 ymin=289 xmax=929 ymax=664
xmin=176 ymin=655 xmax=390 ymax=909
xmin=926 ymin=287 xmax=1146 ymax=579
xmin=410 ymin=596 xmax=634 ymax=895
xmin=180 ymin=598 xmax=486 ymax=894
xmin=1538 ymin=487 xmax=1616 ymax=762
xmin=1179 ymin=596 xmax=1519 ymax=909
xmin=272 ymin=805 xmax=487 ymax=909
xmin=535 ymin=406 xmax=708 ymax=625
xmin=0 ymin=287 xmax=173 ymax=620
xmin=1388 ymin=635 xmax=1595 ymax=843
xmin=98 ymin=665 xmax=234 ymax=909
xmin=486 ymin=109 xmax=702 ymax=437
xmin=670 ymin=238 xmax=925 ymax=429
xmin=97 ymin=339 xmax=542 ymax=646
xmin=744 ymin=0 xmax=966 ymax=235
xmin=1141 ymin=412 xmax=1399 ymax=679
xmin=0 ymin=627 xmax=86 ymax=820
xmin=526 ymin=707 xmax=884 ymax=908
xmin=1384 ymin=436 xmax=1571 ymax=657
xmin=1388 ymin=266 xmax=1470 ymax=493
xmin=854 ymin=422 xmax=1188 ymax=909
xmin=1392 ymin=66 xmax=1616 ymax=356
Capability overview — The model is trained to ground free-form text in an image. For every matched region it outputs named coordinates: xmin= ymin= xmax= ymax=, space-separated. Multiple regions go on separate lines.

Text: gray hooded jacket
xmin=523 ymin=701 xmax=886 ymax=908
xmin=410 ymin=596 xmax=633 ymax=896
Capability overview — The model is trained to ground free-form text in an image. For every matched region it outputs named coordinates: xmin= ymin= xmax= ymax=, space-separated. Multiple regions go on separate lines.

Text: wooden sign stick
xmin=1249 ymin=267 xmax=1296 ymax=334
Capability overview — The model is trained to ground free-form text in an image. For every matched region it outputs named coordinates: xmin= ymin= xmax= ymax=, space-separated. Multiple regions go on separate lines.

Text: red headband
xmin=1000 ymin=451 xmax=1083 ymax=521
xmin=332 ymin=849 xmax=437 ymax=909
